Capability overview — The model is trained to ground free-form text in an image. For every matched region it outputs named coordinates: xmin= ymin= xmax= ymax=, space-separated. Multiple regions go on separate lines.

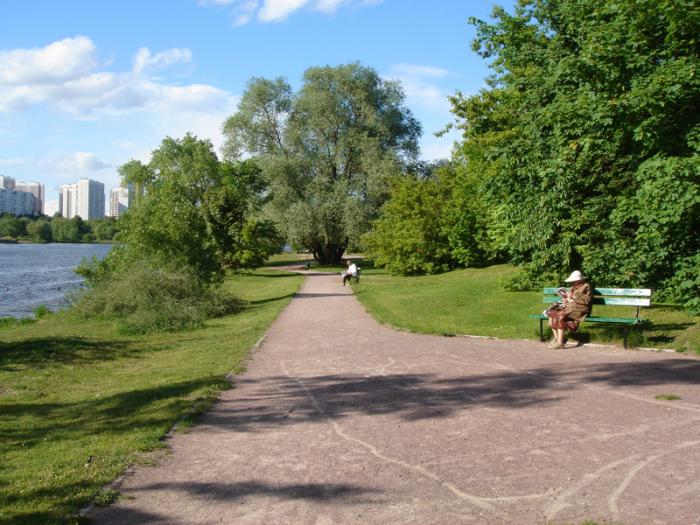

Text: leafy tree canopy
xmin=451 ymin=0 xmax=699 ymax=309
xmin=223 ymin=63 xmax=421 ymax=264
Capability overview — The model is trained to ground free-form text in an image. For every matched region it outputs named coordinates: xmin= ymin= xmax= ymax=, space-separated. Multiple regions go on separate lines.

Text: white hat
xmin=565 ymin=270 xmax=584 ymax=283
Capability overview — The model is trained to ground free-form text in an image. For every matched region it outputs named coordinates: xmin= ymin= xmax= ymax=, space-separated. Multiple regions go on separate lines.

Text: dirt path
xmin=92 ymin=270 xmax=700 ymax=525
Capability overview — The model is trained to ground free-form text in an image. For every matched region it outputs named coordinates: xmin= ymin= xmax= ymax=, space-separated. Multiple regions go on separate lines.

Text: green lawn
xmin=353 ymin=264 xmax=700 ymax=354
xmin=0 ymin=269 xmax=303 ymax=525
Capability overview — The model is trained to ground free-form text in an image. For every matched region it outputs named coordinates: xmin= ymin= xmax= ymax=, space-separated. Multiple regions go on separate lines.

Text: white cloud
xmin=385 ymin=63 xmax=452 ymax=111
xmin=0 ymin=38 xmax=235 ymax=118
xmin=56 ymin=152 xmax=110 ymax=172
xmin=232 ymin=0 xmax=259 ymax=25
xmin=258 ymin=0 xmax=309 ymax=22
xmin=390 ymin=63 xmax=449 ymax=79
xmin=132 ymin=47 xmax=192 ymax=74
xmin=0 ymin=36 xmax=96 ymax=86
xmin=198 ymin=0 xmax=380 ymax=24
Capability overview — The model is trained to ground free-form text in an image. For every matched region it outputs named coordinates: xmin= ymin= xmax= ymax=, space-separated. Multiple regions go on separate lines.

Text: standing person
xmin=341 ymin=260 xmax=358 ymax=286
xmin=546 ymin=270 xmax=593 ymax=349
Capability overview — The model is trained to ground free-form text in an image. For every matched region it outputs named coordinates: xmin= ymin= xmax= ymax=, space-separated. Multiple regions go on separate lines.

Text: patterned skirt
xmin=546 ymin=308 xmax=580 ymax=331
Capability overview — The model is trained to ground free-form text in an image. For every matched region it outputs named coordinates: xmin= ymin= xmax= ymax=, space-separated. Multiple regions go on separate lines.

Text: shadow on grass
xmin=0 ymin=377 xmax=226 ymax=448
xmin=247 ymin=293 xmax=297 ymax=306
xmin=0 ymin=337 xmax=149 ymax=371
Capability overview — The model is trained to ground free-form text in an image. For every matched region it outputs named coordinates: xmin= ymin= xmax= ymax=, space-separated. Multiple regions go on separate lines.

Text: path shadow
xmin=137 ymin=480 xmax=381 ymax=503
xmin=205 ymin=358 xmax=700 ymax=432
xmin=92 ymin=480 xmax=381 ymax=523
xmin=207 ymin=369 xmax=565 ymax=432
xmin=295 ymin=292 xmax=351 ymax=299
xmin=248 ymin=293 xmax=296 ymax=306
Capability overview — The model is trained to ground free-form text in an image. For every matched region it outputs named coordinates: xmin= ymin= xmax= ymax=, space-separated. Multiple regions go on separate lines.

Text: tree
xmin=363 ymin=162 xmax=493 ymax=275
xmin=91 ymin=218 xmax=119 ymax=242
xmin=117 ymin=135 xmax=281 ymax=281
xmin=450 ymin=0 xmax=699 ymax=308
xmin=51 ymin=216 xmax=86 ymax=243
xmin=27 ymin=219 xmax=52 ymax=243
xmin=223 ymin=63 xmax=421 ymax=265
xmin=0 ymin=214 xmax=24 ymax=238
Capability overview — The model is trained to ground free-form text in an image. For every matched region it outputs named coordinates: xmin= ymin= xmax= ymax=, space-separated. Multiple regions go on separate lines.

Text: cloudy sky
xmin=0 ymin=0 xmax=512 ymax=214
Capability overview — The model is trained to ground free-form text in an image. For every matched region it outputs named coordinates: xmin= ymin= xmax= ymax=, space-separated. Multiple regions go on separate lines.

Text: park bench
xmin=348 ymin=266 xmax=361 ymax=284
xmin=529 ymin=287 xmax=651 ymax=348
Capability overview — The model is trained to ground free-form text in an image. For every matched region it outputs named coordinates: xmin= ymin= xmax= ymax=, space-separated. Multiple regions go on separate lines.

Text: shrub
xmin=74 ymin=265 xmax=241 ymax=334
xmin=32 ymin=304 xmax=51 ymax=319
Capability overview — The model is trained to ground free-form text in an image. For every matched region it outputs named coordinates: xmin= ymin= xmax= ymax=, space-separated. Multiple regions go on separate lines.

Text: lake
xmin=0 ymin=243 xmax=113 ymax=318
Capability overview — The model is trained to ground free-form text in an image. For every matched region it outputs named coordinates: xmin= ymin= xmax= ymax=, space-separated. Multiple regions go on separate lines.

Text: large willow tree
xmin=452 ymin=0 xmax=699 ymax=309
xmin=223 ymin=63 xmax=421 ymax=265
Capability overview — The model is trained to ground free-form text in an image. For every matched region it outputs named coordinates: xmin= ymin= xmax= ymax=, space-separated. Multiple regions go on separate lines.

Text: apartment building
xmin=59 ymin=178 xmax=105 ymax=219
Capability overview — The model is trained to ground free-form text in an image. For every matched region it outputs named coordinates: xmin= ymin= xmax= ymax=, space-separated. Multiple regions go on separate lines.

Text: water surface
xmin=0 ymin=243 xmax=112 ymax=318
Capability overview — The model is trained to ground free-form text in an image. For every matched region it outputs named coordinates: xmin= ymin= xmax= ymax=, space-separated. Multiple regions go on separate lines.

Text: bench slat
xmin=543 ymin=287 xmax=651 ymax=297
xmin=542 ymin=296 xmax=650 ymax=306
xmin=528 ymin=313 xmax=644 ymax=325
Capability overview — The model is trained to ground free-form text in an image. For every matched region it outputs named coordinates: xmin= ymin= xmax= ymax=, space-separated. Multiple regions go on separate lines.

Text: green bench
xmin=529 ymin=287 xmax=651 ymax=348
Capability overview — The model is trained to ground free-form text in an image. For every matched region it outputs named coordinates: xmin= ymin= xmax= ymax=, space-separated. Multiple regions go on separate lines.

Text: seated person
xmin=546 ymin=270 xmax=592 ymax=349
xmin=341 ymin=260 xmax=358 ymax=286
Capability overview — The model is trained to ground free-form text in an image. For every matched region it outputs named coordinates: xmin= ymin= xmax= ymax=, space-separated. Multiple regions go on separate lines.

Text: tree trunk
xmin=312 ymin=242 xmax=345 ymax=266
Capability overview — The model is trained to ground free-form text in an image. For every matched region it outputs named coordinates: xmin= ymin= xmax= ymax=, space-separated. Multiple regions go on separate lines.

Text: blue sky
xmin=0 ymin=0 xmax=512 ymax=215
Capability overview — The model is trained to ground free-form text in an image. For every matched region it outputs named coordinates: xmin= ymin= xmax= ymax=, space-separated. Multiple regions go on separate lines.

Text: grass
xmin=655 ymin=394 xmax=682 ymax=401
xmin=353 ymin=264 xmax=700 ymax=354
xmin=0 ymin=268 xmax=303 ymax=525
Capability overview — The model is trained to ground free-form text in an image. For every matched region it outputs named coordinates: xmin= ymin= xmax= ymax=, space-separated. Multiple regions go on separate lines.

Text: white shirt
xmin=347 ymin=263 xmax=358 ymax=275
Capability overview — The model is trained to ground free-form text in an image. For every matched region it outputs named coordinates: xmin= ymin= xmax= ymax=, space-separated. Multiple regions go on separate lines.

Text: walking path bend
xmin=92 ymin=270 xmax=700 ymax=525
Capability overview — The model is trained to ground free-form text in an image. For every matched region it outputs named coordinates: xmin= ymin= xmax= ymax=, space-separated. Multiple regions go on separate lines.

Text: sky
xmin=0 ymin=0 xmax=513 ymax=215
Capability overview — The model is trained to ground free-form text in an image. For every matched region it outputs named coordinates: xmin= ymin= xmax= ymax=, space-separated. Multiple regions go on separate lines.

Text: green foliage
xmin=32 ymin=304 xmax=51 ymax=319
xmin=202 ymin=160 xmax=282 ymax=271
xmin=90 ymin=218 xmax=119 ymax=242
xmin=51 ymin=216 xmax=89 ymax=243
xmin=118 ymin=136 xmax=279 ymax=282
xmin=74 ymin=264 xmax=241 ymax=334
xmin=449 ymin=0 xmax=700 ymax=309
xmin=223 ymin=63 xmax=421 ymax=265
xmin=0 ymin=213 xmax=25 ymax=238
xmin=363 ymin=163 xmax=494 ymax=275
xmin=364 ymin=175 xmax=453 ymax=275
xmin=26 ymin=218 xmax=52 ymax=242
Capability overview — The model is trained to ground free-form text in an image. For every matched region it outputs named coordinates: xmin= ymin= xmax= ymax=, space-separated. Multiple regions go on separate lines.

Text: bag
xmin=543 ymin=302 xmax=565 ymax=316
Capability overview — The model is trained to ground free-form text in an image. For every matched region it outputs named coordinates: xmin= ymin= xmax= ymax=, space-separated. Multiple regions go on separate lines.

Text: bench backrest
xmin=542 ymin=287 xmax=651 ymax=318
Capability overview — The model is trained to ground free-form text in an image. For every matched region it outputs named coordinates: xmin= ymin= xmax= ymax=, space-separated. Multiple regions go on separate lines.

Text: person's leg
xmin=555 ymin=328 xmax=565 ymax=347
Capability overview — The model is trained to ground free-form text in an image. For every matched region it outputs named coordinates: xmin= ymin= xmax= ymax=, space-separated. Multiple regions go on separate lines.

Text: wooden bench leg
xmin=623 ymin=326 xmax=629 ymax=349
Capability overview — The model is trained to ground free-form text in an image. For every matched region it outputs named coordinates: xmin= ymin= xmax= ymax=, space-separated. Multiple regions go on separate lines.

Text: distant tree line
xmin=0 ymin=213 xmax=119 ymax=243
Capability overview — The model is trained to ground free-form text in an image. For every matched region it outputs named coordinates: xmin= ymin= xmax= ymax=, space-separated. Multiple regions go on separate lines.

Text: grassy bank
xmin=0 ymin=269 xmax=303 ymax=525
xmin=353 ymin=264 xmax=699 ymax=354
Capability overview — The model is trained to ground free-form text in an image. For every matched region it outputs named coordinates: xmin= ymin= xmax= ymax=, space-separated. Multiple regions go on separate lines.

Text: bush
xmin=74 ymin=265 xmax=241 ymax=334
xmin=33 ymin=304 xmax=51 ymax=319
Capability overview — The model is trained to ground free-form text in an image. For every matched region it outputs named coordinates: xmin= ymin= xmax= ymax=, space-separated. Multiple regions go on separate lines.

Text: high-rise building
xmin=109 ymin=187 xmax=129 ymax=218
xmin=15 ymin=181 xmax=44 ymax=215
xmin=58 ymin=178 xmax=105 ymax=219
xmin=0 ymin=188 xmax=35 ymax=216
xmin=0 ymin=175 xmax=16 ymax=190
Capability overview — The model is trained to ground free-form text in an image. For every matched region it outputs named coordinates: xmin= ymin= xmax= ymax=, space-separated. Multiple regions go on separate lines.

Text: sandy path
xmin=91 ymin=270 xmax=700 ymax=525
